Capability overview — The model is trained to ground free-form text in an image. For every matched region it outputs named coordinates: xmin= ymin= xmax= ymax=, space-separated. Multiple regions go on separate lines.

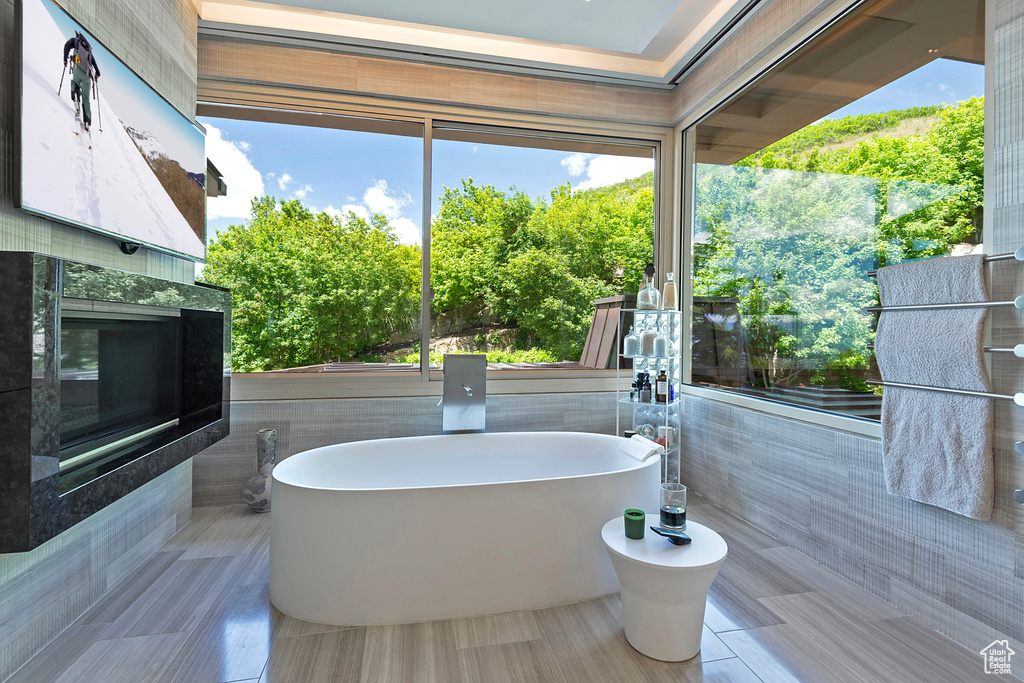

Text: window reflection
xmin=690 ymin=0 xmax=984 ymax=420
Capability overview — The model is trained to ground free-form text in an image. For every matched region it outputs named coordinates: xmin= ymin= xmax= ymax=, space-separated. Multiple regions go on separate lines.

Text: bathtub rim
xmin=271 ymin=431 xmax=659 ymax=493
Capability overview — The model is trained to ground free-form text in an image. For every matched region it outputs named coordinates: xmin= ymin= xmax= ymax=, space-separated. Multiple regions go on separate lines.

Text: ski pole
xmin=94 ymin=78 xmax=102 ymax=132
xmin=58 ymin=63 xmax=66 ymax=96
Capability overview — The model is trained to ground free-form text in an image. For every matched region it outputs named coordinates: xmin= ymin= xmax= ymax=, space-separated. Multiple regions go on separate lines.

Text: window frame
xmin=196 ymin=99 xmax=675 ymax=399
xmin=675 ymin=0 xmax=986 ymax=440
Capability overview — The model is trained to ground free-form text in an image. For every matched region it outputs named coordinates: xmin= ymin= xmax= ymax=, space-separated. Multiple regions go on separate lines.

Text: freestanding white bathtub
xmin=269 ymin=431 xmax=660 ymax=625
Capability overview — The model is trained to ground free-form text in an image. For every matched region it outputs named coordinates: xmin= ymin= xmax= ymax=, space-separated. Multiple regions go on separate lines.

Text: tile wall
xmin=0 ymin=461 xmax=192 ymax=682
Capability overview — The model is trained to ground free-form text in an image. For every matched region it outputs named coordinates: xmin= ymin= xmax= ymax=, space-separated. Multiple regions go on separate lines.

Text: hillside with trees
xmin=694 ymin=97 xmax=983 ymax=391
xmin=202 ymin=98 xmax=982 ymax=374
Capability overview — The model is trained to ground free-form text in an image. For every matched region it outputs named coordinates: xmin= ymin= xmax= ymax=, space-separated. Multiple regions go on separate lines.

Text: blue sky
xmin=202 ymin=58 xmax=984 ymax=247
xmin=38 ymin=0 xmax=203 ymax=172
xmin=824 ymin=58 xmax=984 ymax=120
xmin=201 ymin=117 xmax=656 ymax=245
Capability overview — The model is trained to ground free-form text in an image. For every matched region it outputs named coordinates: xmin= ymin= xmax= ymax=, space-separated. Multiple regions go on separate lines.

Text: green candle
xmin=624 ymin=509 xmax=646 ymax=540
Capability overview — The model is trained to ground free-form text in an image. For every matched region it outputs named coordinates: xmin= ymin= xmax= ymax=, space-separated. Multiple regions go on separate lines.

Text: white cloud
xmin=390 ymin=217 xmax=420 ymax=245
xmin=329 ymin=180 xmax=421 ymax=245
xmin=341 ymin=203 xmax=371 ymax=222
xmin=561 ymin=152 xmax=592 ymax=177
xmin=238 ymin=141 xmax=251 ymax=152
xmin=277 ymin=173 xmax=293 ymax=191
xmin=204 ymin=123 xmax=265 ymax=221
xmin=293 ymin=184 xmax=313 ymax=200
xmin=363 ymin=179 xmax=413 ymax=219
xmin=575 ymin=155 xmax=654 ymax=190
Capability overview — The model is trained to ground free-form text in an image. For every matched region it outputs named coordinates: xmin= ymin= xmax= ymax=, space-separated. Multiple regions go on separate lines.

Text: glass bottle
xmin=640 ymin=326 xmax=658 ymax=356
xmin=637 ymin=264 xmax=660 ymax=310
xmin=623 ymin=325 xmax=639 ymax=357
xmin=661 ymin=272 xmax=678 ymax=311
xmin=639 ymin=374 xmax=652 ymax=403
xmin=655 ymin=368 xmax=668 ymax=403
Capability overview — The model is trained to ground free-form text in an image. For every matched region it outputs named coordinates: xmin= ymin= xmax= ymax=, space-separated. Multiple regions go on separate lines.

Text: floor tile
xmin=160 ymin=582 xmax=273 ymax=683
xmin=755 ymin=546 xmax=904 ymax=622
xmin=452 ymin=610 xmax=542 ymax=650
xmin=703 ymin=582 xmax=786 ymax=633
xmin=49 ymin=631 xmax=191 ymax=683
xmin=665 ymin=657 xmax=765 ymax=683
xmin=4 ymin=623 xmax=109 ymax=683
xmin=360 ymin=621 xmax=460 ymax=682
xmin=718 ymin=624 xmax=845 ymax=683
xmin=78 ymin=550 xmax=183 ymax=625
xmin=457 ymin=640 xmax=547 ymax=683
xmin=260 ymin=629 xmax=365 ymax=683
xmin=179 ymin=505 xmax=269 ymax=561
xmin=100 ymin=556 xmax=236 ymax=639
xmin=870 ymin=616 xmax=992 ymax=682
xmin=11 ymin=499 xmax=1009 ymax=683
xmin=688 ymin=500 xmax=784 ymax=551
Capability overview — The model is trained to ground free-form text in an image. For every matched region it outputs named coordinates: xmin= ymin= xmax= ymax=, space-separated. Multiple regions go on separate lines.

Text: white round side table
xmin=601 ymin=517 xmax=728 ymax=661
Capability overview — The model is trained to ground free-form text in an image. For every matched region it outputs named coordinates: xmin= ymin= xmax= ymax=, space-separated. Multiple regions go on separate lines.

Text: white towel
xmin=874 ymin=254 xmax=993 ymax=520
xmin=618 ymin=434 xmax=664 ymax=463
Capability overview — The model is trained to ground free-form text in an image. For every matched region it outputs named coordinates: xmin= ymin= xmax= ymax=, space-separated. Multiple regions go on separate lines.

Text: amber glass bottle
xmin=655 ymin=369 xmax=668 ymax=403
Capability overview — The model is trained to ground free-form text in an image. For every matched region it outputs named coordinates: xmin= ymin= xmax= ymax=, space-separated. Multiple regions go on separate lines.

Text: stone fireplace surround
xmin=0 ymin=252 xmax=231 ymax=553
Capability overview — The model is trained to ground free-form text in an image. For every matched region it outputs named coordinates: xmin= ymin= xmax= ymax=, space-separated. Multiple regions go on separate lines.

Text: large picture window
xmin=198 ymin=111 xmax=658 ymax=378
xmin=198 ymin=115 xmax=423 ymax=373
xmin=430 ymin=128 xmax=656 ymax=370
xmin=688 ymin=0 xmax=984 ymax=421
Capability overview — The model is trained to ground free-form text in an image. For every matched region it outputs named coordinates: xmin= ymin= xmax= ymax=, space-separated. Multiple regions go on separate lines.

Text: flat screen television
xmin=17 ymin=0 xmax=207 ymax=261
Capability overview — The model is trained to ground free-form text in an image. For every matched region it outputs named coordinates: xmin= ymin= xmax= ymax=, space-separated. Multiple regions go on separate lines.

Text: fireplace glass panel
xmin=59 ymin=315 xmax=181 ymax=471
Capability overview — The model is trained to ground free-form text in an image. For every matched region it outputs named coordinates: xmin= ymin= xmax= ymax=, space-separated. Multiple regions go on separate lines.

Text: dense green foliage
xmin=204 ymin=178 xmax=654 ymax=370
xmin=744 ymin=106 xmax=942 ymax=161
xmin=694 ymin=98 xmax=984 ymax=388
xmin=395 ymin=348 xmax=558 ymax=364
xmin=203 ymin=198 xmax=420 ymax=372
xmin=431 ymin=180 xmax=654 ymax=360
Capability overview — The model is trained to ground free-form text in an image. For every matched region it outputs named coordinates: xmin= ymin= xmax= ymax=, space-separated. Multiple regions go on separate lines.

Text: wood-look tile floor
xmin=8 ymin=497 xmax=999 ymax=683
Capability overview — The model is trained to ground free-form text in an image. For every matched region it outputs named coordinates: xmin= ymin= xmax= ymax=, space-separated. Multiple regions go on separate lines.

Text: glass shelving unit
xmin=615 ymin=308 xmax=682 ymax=484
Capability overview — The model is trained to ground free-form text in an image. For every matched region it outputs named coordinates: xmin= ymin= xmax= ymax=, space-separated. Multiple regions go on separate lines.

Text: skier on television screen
xmin=62 ymin=31 xmax=100 ymax=132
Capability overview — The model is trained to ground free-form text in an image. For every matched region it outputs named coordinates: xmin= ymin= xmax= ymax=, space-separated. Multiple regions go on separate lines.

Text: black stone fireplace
xmin=0 ymin=253 xmax=231 ymax=552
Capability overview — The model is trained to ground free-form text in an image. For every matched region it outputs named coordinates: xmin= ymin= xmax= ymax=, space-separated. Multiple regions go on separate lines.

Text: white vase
xmin=242 ymin=428 xmax=277 ymax=513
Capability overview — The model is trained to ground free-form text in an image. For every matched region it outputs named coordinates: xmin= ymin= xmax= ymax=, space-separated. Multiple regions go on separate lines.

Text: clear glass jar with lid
xmin=623 ymin=325 xmax=639 ymax=357
xmin=661 ymin=272 xmax=678 ymax=310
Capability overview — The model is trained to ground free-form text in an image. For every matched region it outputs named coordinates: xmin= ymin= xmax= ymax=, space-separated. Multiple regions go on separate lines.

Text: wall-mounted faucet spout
xmin=441 ymin=354 xmax=486 ymax=434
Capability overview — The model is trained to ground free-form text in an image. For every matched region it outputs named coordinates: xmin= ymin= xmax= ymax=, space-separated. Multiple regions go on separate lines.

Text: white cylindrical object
xmin=602 ymin=519 xmax=727 ymax=661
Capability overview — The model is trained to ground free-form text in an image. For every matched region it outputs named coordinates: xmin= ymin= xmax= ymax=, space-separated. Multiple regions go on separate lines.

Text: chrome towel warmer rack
xmin=867 ymin=248 xmax=1024 ymax=504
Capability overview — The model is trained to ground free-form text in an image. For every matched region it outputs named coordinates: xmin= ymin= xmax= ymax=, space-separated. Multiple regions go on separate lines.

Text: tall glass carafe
xmin=661 ymin=272 xmax=678 ymax=310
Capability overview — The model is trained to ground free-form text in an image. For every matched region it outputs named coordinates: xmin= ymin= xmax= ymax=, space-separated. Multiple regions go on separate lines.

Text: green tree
xmin=694 ymin=99 xmax=984 ymax=389
xmin=202 ymin=197 xmax=420 ymax=371
xmin=429 ymin=177 xmax=655 ymax=360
